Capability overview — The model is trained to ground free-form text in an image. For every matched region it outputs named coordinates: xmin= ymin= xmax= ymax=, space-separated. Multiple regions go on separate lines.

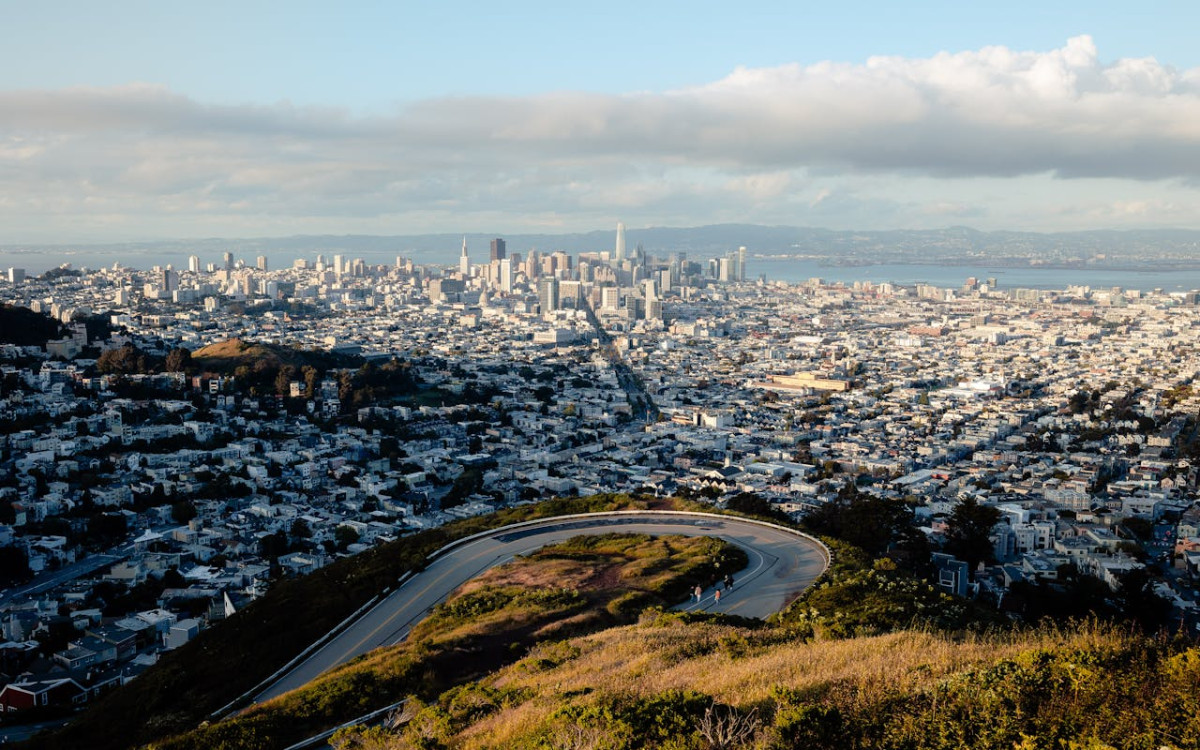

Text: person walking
xmin=694 ymin=584 xmax=702 ymax=603
xmin=714 ymin=589 xmax=721 ymax=605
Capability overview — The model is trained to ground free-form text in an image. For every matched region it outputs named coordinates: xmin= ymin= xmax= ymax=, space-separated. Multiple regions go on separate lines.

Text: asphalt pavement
xmin=253 ymin=512 xmax=828 ymax=703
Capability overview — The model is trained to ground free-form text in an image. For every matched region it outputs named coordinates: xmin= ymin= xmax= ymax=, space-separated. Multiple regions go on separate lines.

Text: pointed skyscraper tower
xmin=614 ymin=222 xmax=626 ymax=263
xmin=459 ymin=236 xmax=470 ymax=276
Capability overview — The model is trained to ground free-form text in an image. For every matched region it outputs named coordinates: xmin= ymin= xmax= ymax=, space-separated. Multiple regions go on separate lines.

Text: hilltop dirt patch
xmin=457 ymin=558 xmax=620 ymax=596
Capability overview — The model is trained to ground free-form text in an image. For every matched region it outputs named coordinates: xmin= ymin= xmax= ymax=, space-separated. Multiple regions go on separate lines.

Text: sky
xmin=4 ymin=0 xmax=1200 ymax=243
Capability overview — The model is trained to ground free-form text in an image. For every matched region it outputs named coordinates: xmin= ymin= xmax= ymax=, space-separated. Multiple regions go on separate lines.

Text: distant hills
xmin=6 ymin=224 xmax=1200 ymax=270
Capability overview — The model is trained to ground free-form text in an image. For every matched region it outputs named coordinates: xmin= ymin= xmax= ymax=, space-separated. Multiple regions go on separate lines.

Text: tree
xmin=1068 ymin=390 xmax=1091 ymax=414
xmin=88 ymin=513 xmax=128 ymax=546
xmin=275 ymin=364 xmax=297 ymax=396
xmin=0 ymin=546 xmax=31 ymax=585
xmin=441 ymin=467 xmax=484 ymax=509
xmin=97 ymin=344 xmax=152 ymax=375
xmin=944 ymin=496 xmax=1002 ymax=573
xmin=165 ymin=347 xmax=193 ymax=373
xmin=1113 ymin=567 xmax=1173 ymax=632
xmin=259 ymin=530 xmax=289 ymax=559
xmin=171 ymin=500 xmax=198 ymax=524
xmin=161 ymin=567 xmax=186 ymax=589
xmin=302 ymin=365 xmax=320 ymax=400
xmin=803 ymin=486 xmax=910 ymax=557
xmin=725 ymin=492 xmax=786 ymax=522
xmin=334 ymin=525 xmax=359 ymax=551
xmin=290 ymin=518 xmax=312 ymax=539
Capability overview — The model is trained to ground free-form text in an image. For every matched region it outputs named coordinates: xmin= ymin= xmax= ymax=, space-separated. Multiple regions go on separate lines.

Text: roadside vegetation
xmin=31 ymin=489 xmax=1194 ymax=750
xmin=26 ymin=494 xmax=662 ymax=750
xmin=144 ymin=533 xmax=743 ymax=749
xmin=347 ymin=618 xmax=1200 ymax=750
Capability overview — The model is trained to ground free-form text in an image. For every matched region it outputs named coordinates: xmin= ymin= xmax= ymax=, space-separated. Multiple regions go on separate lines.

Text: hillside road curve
xmin=254 ymin=511 xmax=828 ymax=703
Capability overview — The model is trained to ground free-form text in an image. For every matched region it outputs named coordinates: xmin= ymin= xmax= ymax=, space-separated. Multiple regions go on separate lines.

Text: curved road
xmin=254 ymin=512 xmax=828 ymax=703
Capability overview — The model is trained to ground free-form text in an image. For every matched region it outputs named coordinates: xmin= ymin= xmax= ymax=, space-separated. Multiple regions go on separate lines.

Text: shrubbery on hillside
xmin=148 ymin=532 xmax=741 ymax=750
xmin=29 ymin=494 xmax=655 ymax=750
xmin=340 ymin=620 xmax=1200 ymax=750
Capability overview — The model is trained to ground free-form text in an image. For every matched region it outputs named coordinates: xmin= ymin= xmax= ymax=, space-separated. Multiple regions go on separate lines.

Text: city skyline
xmin=4 ymin=3 xmax=1200 ymax=243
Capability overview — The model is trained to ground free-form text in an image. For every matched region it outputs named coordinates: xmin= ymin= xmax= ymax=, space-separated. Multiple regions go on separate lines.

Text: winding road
xmin=253 ymin=511 xmax=828 ymax=704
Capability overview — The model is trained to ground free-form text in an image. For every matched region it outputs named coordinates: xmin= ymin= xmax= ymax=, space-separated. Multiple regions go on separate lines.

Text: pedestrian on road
xmin=724 ymin=574 xmax=733 ymax=591
xmin=714 ymin=589 xmax=721 ymax=605
xmin=694 ymin=584 xmax=702 ymax=603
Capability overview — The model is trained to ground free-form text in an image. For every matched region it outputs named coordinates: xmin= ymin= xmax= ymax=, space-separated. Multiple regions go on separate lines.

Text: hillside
xmin=147 ymin=532 xmax=744 ymax=749
xmin=22 ymin=495 xmax=660 ymax=750
xmin=24 ymin=494 xmax=1200 ymax=749
xmin=335 ymin=619 xmax=1200 ymax=750
xmin=189 ymin=337 xmax=358 ymax=373
xmin=0 ymin=304 xmax=64 ymax=347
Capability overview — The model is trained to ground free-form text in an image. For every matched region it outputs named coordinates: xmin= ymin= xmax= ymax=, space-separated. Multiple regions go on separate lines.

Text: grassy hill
xmin=189 ymin=337 xmax=357 ymax=373
xmin=146 ymin=533 xmax=744 ymax=749
xmin=339 ymin=619 xmax=1199 ymax=750
xmin=25 ymin=495 xmax=1200 ymax=750
xmin=23 ymin=495 xmax=658 ymax=750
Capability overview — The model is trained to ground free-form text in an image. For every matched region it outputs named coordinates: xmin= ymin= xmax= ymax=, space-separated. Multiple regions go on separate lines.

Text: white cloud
xmin=4 ymin=37 xmax=1200 ymax=241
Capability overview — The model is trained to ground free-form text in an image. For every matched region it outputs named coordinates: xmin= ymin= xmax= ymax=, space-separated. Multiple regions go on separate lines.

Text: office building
xmin=499 ymin=258 xmax=513 ymax=293
xmin=490 ymin=238 xmax=506 ymax=262
xmin=538 ymin=276 xmax=559 ymax=315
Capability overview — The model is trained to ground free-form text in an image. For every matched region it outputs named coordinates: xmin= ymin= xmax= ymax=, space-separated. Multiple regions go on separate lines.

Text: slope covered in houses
xmin=1 ymin=246 xmax=1200 ymax=728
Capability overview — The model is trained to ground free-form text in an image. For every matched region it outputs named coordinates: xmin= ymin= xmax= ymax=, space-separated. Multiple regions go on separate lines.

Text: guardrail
xmin=210 ymin=571 xmax=415 ymax=720
xmin=281 ymin=698 xmax=408 ymax=750
xmin=246 ymin=509 xmax=830 ymax=715
xmin=423 ymin=509 xmax=833 ymax=573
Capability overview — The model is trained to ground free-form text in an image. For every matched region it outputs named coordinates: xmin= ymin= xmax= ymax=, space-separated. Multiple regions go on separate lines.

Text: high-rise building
xmin=459 ymin=236 xmax=470 ymax=276
xmin=737 ymin=246 xmax=747 ymax=282
xmin=552 ymin=251 xmax=571 ymax=276
xmin=188 ymin=255 xmax=201 ymax=273
xmin=7 ymin=268 xmax=24 ymax=284
xmin=223 ymin=252 xmax=234 ymax=271
xmin=559 ymin=280 xmax=582 ymax=308
xmin=614 ymin=222 xmax=626 ymax=263
xmin=256 ymin=255 xmax=268 ymax=272
xmin=490 ymin=238 xmax=506 ymax=262
xmin=538 ymin=276 xmax=559 ymax=315
xmin=719 ymin=257 xmax=733 ymax=282
xmin=499 ymin=258 xmax=513 ymax=293
xmin=333 ymin=254 xmax=345 ymax=277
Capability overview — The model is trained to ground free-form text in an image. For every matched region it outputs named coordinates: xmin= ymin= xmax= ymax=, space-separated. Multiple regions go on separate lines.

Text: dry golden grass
xmin=456 ymin=558 xmax=601 ymax=595
xmin=453 ymin=620 xmax=1143 ymax=749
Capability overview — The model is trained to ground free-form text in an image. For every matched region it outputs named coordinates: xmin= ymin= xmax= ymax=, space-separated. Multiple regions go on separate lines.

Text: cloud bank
xmin=4 ymin=36 xmax=1200 ymax=241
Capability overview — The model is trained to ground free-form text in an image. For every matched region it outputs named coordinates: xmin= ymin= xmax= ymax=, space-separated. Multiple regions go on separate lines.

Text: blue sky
xmin=3 ymin=1 xmax=1200 ymax=242
xmin=6 ymin=1 xmax=1194 ymax=108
